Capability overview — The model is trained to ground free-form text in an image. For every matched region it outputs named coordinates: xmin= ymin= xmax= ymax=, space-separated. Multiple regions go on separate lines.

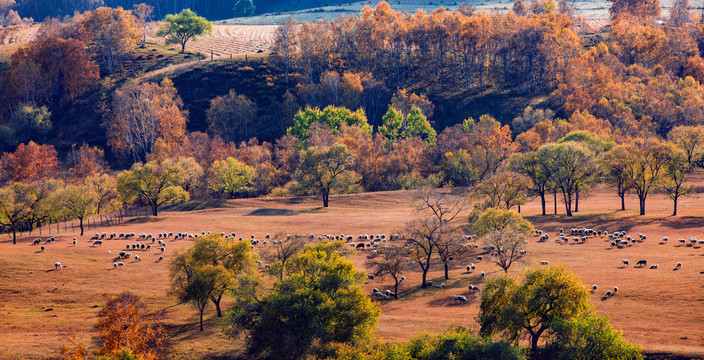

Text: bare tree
xmin=404 ymin=217 xmax=455 ymax=287
xmin=483 ymin=230 xmax=527 ymax=273
xmin=415 ymin=187 xmax=467 ymax=223
xmin=366 ymin=246 xmax=410 ymax=298
xmin=266 ymin=232 xmax=306 ymax=280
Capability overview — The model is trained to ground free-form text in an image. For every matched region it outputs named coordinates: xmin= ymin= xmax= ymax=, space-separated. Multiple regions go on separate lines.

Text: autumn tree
xmin=117 ymin=160 xmax=189 ymax=216
xmin=541 ymin=142 xmax=595 ymax=216
xmin=292 ymin=144 xmax=359 ymax=207
xmin=390 ymin=89 xmax=435 ymax=131
xmin=95 ymin=292 xmax=166 ymax=359
xmin=441 ymin=150 xmax=477 ymax=187
xmin=66 ymin=143 xmax=107 ymax=179
xmin=206 ymin=90 xmax=257 ymax=143
xmin=403 ymin=216 xmax=455 ymax=287
xmin=619 ymin=139 xmax=672 ymax=215
xmin=208 ymin=157 xmax=255 ymax=198
xmin=609 ymin=0 xmax=661 ymax=19
xmin=662 ymin=149 xmax=693 ymax=216
xmin=483 ymin=230 xmax=527 ymax=273
xmin=0 ymin=182 xmax=50 ymax=244
xmin=156 ymin=9 xmax=213 ymax=53
xmin=73 ymin=7 xmax=140 ymax=75
xmin=86 ymin=173 xmax=120 ymax=214
xmin=265 ymin=232 xmax=306 ymax=280
xmin=132 ymin=3 xmax=154 ymax=47
xmin=106 ymin=79 xmax=187 ymax=163
xmin=476 ymin=172 xmax=533 ymax=212
xmin=57 ymin=183 xmax=97 ymax=236
xmin=271 ymin=18 xmax=298 ymax=83
xmin=463 ymin=115 xmax=517 ymax=181
xmin=669 ymin=0 xmax=692 ymax=26
xmin=0 ymin=141 xmax=59 ymax=183
xmin=479 ymin=265 xmax=591 ymax=353
xmin=667 ymin=125 xmax=704 ymax=167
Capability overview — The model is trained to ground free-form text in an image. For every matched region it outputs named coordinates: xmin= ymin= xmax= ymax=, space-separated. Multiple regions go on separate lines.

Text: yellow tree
xmin=117 ymin=161 xmax=189 ymax=216
xmin=106 ymin=79 xmax=187 ymax=163
xmin=667 ymin=125 xmax=704 ymax=167
xmin=57 ymin=184 xmax=97 ymax=236
xmin=619 ymin=139 xmax=672 ymax=215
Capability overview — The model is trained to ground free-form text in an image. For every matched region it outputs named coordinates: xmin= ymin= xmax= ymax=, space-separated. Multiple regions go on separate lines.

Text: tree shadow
xmin=124 ymin=216 xmax=164 ymax=224
xmin=246 ymin=208 xmax=299 ymax=216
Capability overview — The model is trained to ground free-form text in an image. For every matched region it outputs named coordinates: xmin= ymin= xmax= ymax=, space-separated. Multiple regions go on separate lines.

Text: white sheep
xmin=675 ymin=262 xmax=682 ymax=269
xmin=591 ymin=285 xmax=598 ymax=292
xmin=621 ymin=259 xmax=629 ymax=267
xmin=453 ymin=294 xmax=467 ymax=303
xmin=539 ymin=260 xmax=549 ymax=265
xmin=92 ymin=240 xmax=103 ymax=246
xmin=605 ymin=290 xmax=612 ymax=297
xmin=134 ymin=255 xmax=141 ymax=261
xmin=650 ymin=264 xmax=659 ymax=269
xmin=54 ymin=262 xmax=62 ymax=269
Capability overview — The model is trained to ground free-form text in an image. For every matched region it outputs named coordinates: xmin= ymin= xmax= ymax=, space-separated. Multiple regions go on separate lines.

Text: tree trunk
xmin=199 ymin=310 xmax=204 ymax=331
xmin=181 ymin=42 xmax=186 ymax=53
xmin=152 ymin=204 xmax=158 ymax=216
xmin=79 ymin=218 xmax=84 ymax=236
xmin=620 ymin=192 xmax=625 ymax=211
xmin=518 ymin=204 xmax=521 ymax=213
xmin=540 ymin=192 xmax=546 ymax=215
xmin=421 ymin=268 xmax=428 ymax=288
xmin=673 ymin=195 xmax=678 ymax=216
xmin=444 ymin=262 xmax=449 ymax=280
xmin=553 ymin=191 xmax=557 ymax=214
xmin=214 ymin=299 xmax=222 ymax=317
xmin=12 ymin=227 xmax=16 ymax=245
xmin=394 ymin=281 xmax=399 ymax=299
xmin=639 ymin=195 xmax=646 ymax=216
xmin=575 ymin=190 xmax=579 ymax=212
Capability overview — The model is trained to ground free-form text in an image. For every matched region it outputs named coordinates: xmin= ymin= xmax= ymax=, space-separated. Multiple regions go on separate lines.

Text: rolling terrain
xmin=1 ymin=179 xmax=704 ymax=359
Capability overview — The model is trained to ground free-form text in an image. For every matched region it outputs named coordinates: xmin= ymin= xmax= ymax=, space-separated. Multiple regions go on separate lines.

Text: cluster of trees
xmin=7 ymin=0 xmax=254 ymax=22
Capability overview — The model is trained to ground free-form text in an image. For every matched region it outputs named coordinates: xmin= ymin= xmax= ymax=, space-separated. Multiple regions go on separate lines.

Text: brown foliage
xmin=0 ymin=141 xmax=59 ymax=183
xmin=66 ymin=143 xmax=107 ymax=179
xmin=95 ymin=291 xmax=166 ymax=360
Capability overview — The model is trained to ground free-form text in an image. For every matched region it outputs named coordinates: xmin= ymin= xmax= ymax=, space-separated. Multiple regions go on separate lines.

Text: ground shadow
xmin=246 ymin=208 xmax=299 ymax=216
xmin=124 ymin=216 xmax=164 ymax=224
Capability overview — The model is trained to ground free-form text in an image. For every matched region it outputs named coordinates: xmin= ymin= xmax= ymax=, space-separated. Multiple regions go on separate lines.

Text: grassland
xmin=2 ymin=174 xmax=704 ymax=359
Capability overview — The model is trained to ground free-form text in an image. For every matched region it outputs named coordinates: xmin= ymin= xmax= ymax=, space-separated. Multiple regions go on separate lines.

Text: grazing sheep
xmin=157 ymin=256 xmax=163 ymax=262
xmin=41 ymin=245 xmax=45 ymax=251
xmin=424 ymin=281 xmax=433 ymax=287
xmin=480 ymin=271 xmax=485 ymax=277
xmin=605 ymin=290 xmax=612 ymax=297
xmin=540 ymin=260 xmax=549 ymax=265
xmin=675 ymin=262 xmax=682 ymax=270
xmin=54 ymin=262 xmax=62 ymax=269
xmin=113 ymin=263 xmax=118 ymax=268
xmin=661 ymin=237 xmax=668 ymax=243
xmin=636 ymin=260 xmax=647 ymax=267
xmin=650 ymin=264 xmax=659 ymax=269
xmin=146 ymin=244 xmax=151 ymax=250
xmin=613 ymin=286 xmax=618 ymax=293
xmin=373 ymin=291 xmax=388 ymax=300
xmin=73 ymin=238 xmax=77 ymax=246
xmin=591 ymin=285 xmax=598 ymax=292
xmin=434 ymin=282 xmax=447 ymax=288
xmin=468 ymin=285 xmax=479 ymax=291
xmin=117 ymin=262 xmax=124 ymax=266
xmin=92 ymin=240 xmax=103 ymax=246
xmin=384 ymin=290 xmax=396 ymax=298
xmin=356 ymin=243 xmax=365 ymax=250
xmin=135 ymin=255 xmax=141 ymax=261
xmin=453 ymin=295 xmax=468 ymax=303
xmin=367 ymin=274 xmax=375 ymax=280
xmin=476 ymin=256 xmax=483 ymax=261
xmin=160 ymin=247 xmax=165 ymax=253
xmin=466 ymin=265 xmax=472 ymax=272
xmin=621 ymin=259 xmax=629 ymax=267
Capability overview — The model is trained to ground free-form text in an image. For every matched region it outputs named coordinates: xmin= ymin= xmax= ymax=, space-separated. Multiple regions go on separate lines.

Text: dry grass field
xmin=1 ymin=178 xmax=704 ymax=359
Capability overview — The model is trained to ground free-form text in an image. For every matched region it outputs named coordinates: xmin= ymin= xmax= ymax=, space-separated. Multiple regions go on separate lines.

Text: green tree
xmin=541 ymin=142 xmax=595 ymax=216
xmin=58 ymin=183 xmax=97 ymax=236
xmin=86 ymin=173 xmax=121 ymax=215
xmin=379 ymin=106 xmax=437 ymax=145
xmin=479 ymin=266 xmax=591 ymax=352
xmin=619 ymin=139 xmax=672 ymax=215
xmin=667 ymin=125 xmax=704 ymax=167
xmin=287 ymin=106 xmax=371 ymax=141
xmin=223 ymin=241 xmax=380 ymax=359
xmin=171 ymin=234 xmax=257 ymax=322
xmin=662 ymin=149 xmax=694 ymax=216
xmin=233 ymin=0 xmax=255 ymax=17
xmin=599 ymin=146 xmax=633 ymax=211
xmin=9 ymin=102 xmax=51 ymax=143
xmin=171 ymin=264 xmax=222 ymax=331
xmin=509 ymin=150 xmax=554 ymax=215
xmin=441 ymin=149 xmax=477 ymax=187
xmin=292 ymin=144 xmax=359 ymax=207
xmin=208 ymin=157 xmax=255 ymax=199
xmin=156 ymin=9 xmax=213 ymax=53
xmin=117 ymin=161 xmax=189 ymax=216
xmin=471 ymin=208 xmax=534 ymax=237
xmin=547 ymin=314 xmax=644 ymax=360
xmin=0 ymin=182 xmax=50 ymax=244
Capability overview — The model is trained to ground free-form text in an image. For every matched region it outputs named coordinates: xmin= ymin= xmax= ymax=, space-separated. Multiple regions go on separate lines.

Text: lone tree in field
xmin=479 ymin=265 xmax=591 ymax=353
xmin=117 ymin=160 xmax=189 ymax=216
xmin=599 ymin=146 xmax=633 ymax=211
xmin=156 ymin=9 xmax=213 ymax=53
xmin=509 ymin=150 xmax=554 ymax=215
xmin=366 ymin=246 xmax=410 ymax=298
xmin=662 ymin=149 xmax=694 ymax=216
xmin=472 ymin=208 xmax=534 ymax=273
xmin=58 ymin=184 xmax=97 ymax=236
xmin=292 ymin=144 xmax=358 ymax=207
xmin=619 ymin=139 xmax=672 ymax=215
xmin=222 ymin=241 xmax=380 ymax=359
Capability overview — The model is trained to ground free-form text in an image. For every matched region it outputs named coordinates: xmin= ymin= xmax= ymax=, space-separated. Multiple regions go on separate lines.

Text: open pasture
xmin=1 ymin=187 xmax=704 ymax=359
